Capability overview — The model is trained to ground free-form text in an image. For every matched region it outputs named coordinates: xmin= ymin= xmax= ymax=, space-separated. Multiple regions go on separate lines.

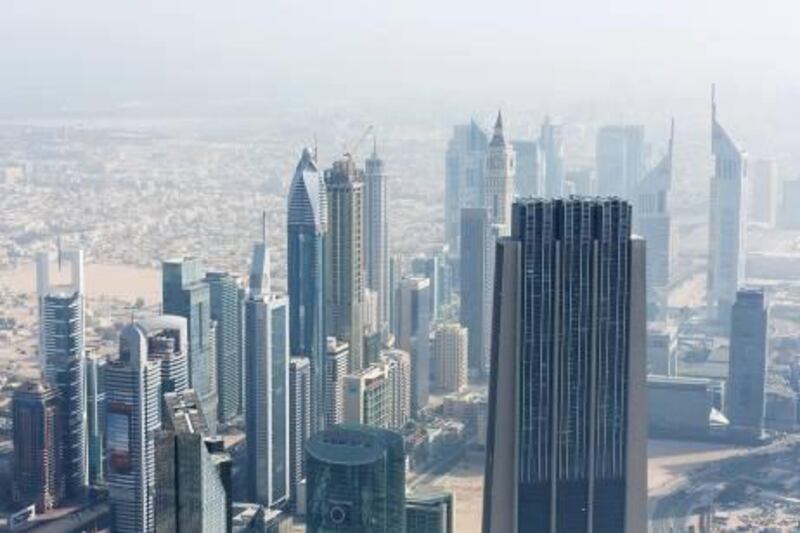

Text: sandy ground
xmin=647 ymin=439 xmax=744 ymax=497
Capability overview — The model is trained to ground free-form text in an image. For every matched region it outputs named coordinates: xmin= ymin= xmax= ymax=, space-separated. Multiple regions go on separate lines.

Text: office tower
xmin=289 ymin=357 xmax=312 ymax=510
xmin=343 ymin=364 xmax=390 ymax=428
xmin=565 ymin=167 xmax=596 ymax=196
xmin=245 ymin=226 xmax=290 ymax=508
xmin=483 ymin=197 xmax=647 ymax=533
xmin=137 ymin=315 xmax=190 ymax=409
xmin=35 ymin=249 xmax=87 ymax=497
xmin=749 ymin=159 xmax=777 ymax=226
xmin=287 ymin=148 xmax=329 ymax=433
xmin=381 ymin=349 xmax=411 ymax=430
xmin=636 ymin=121 xmax=676 ymax=293
xmin=444 ymin=121 xmax=488 ymax=254
xmin=364 ymin=142 xmax=390 ymax=331
xmin=707 ymin=87 xmax=748 ymax=323
xmin=108 ymin=324 xmax=163 ymax=533
xmin=539 ymin=116 xmax=565 ymax=198
xmin=325 ymin=157 xmax=365 ymax=372
xmin=363 ymin=288 xmax=380 ymax=336
xmin=207 ymin=271 xmax=245 ymax=424
xmin=512 ymin=140 xmax=544 ymax=197
xmin=596 ymin=125 xmax=646 ymax=199
xmin=780 ymin=178 xmax=800 ymax=229
xmin=163 ymin=257 xmax=218 ymax=432
xmin=412 ymin=249 xmax=454 ymax=321
xmin=12 ymin=382 xmax=63 ymax=512
xmin=86 ymin=355 xmax=107 ymax=486
xmin=324 ymin=337 xmax=349 ymax=427
xmin=459 ymin=208 xmax=495 ymax=377
xmin=388 ymin=255 xmax=403 ymax=336
xmin=305 ymin=424 xmax=405 ymax=533
xmin=484 ymin=111 xmax=516 ymax=233
xmin=155 ymin=390 xmax=232 ymax=533
xmin=406 ymin=492 xmax=455 ymax=533
xmin=362 ymin=327 xmax=383 ymax=367
xmin=431 ymin=323 xmax=468 ymax=393
xmin=727 ymin=288 xmax=769 ymax=439
xmin=396 ymin=275 xmax=432 ymax=414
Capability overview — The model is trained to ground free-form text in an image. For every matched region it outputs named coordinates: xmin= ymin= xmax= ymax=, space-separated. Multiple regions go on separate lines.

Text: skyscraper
xmin=12 ymin=382 xmax=63 ymax=513
xmin=163 ymin=257 xmax=218 ymax=432
xmin=459 ymin=208 xmax=496 ymax=378
xmin=324 ymin=157 xmax=364 ymax=372
xmin=431 ymin=323 xmax=468 ymax=394
xmin=707 ymin=87 xmax=748 ymax=323
xmin=343 ymin=364 xmax=391 ymax=428
xmin=289 ymin=357 xmax=312 ymax=510
xmin=483 ymin=197 xmax=647 ymax=533
xmin=483 ymin=111 xmax=516 ymax=233
xmin=108 ymin=323 xmax=163 ymax=533
xmin=749 ymin=159 xmax=778 ymax=227
xmin=324 ymin=337 xmax=349 ymax=428
xmin=596 ymin=124 xmax=646 ymax=199
xmin=406 ymin=491 xmax=455 ymax=533
xmin=512 ymin=140 xmax=544 ymax=198
xmin=86 ymin=354 xmax=107 ymax=486
xmin=380 ymin=348 xmax=411 ymax=430
xmin=36 ymin=249 xmax=87 ymax=497
xmin=364 ymin=142 xmax=390 ymax=331
xmin=396 ymin=275 xmax=432 ymax=414
xmin=636 ymin=121 xmax=676 ymax=295
xmin=155 ymin=390 xmax=232 ymax=533
xmin=245 ymin=226 xmax=290 ymax=508
xmin=727 ymin=288 xmax=769 ymax=440
xmin=539 ymin=116 xmax=565 ymax=198
xmin=287 ymin=148 xmax=328 ymax=433
xmin=444 ymin=121 xmax=488 ymax=254
xmin=305 ymin=424 xmax=406 ymax=533
xmin=206 ymin=271 xmax=245 ymax=424
xmin=136 ymin=315 xmax=190 ymax=409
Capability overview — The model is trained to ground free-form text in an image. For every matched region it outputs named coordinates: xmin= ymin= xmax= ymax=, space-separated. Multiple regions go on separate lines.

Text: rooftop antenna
xmin=57 ymin=233 xmax=63 ymax=270
xmin=669 ymin=117 xmax=675 ymax=155
xmin=313 ymin=134 xmax=318 ymax=162
xmin=711 ymin=83 xmax=717 ymax=122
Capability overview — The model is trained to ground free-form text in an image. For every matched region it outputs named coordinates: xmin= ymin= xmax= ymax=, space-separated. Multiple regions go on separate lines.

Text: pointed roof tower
xmin=489 ymin=109 xmax=506 ymax=147
xmin=249 ymin=210 xmax=271 ymax=297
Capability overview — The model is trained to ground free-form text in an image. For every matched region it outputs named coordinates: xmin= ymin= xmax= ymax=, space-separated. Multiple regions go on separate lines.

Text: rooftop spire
xmin=711 ymin=83 xmax=717 ymax=123
xmin=489 ymin=109 xmax=506 ymax=147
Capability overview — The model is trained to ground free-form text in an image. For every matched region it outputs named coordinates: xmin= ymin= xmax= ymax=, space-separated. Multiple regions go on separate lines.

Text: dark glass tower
xmin=288 ymin=148 xmax=328 ymax=432
xmin=305 ymin=424 xmax=405 ymax=533
xmin=483 ymin=197 xmax=647 ymax=533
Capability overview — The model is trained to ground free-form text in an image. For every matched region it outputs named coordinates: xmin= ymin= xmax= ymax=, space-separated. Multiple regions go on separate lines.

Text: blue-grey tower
xmin=483 ymin=197 xmax=647 ymax=533
xmin=288 ymin=148 xmax=328 ymax=433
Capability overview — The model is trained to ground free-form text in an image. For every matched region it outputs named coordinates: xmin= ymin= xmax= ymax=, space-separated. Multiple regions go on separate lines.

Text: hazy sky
xmin=2 ymin=0 xmax=797 ymax=115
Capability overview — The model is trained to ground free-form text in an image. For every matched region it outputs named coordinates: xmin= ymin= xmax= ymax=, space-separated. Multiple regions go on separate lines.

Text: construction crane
xmin=343 ymin=125 xmax=374 ymax=159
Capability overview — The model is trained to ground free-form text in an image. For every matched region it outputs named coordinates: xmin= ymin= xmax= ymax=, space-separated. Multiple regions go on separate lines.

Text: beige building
xmin=432 ymin=323 xmax=468 ymax=393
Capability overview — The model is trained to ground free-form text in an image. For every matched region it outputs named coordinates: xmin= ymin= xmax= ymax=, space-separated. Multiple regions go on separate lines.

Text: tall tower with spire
xmin=364 ymin=138 xmax=389 ymax=334
xmin=484 ymin=110 xmax=516 ymax=234
xmin=707 ymin=86 xmax=747 ymax=323
xmin=287 ymin=148 xmax=328 ymax=432
xmin=245 ymin=212 xmax=290 ymax=507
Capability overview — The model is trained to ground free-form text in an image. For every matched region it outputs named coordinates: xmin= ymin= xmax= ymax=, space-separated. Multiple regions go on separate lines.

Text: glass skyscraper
xmin=287 ymin=148 xmax=328 ymax=432
xmin=305 ymin=424 xmax=405 ymax=533
xmin=483 ymin=197 xmax=647 ymax=533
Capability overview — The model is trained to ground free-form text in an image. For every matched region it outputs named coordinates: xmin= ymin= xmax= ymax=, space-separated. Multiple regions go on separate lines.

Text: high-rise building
xmin=445 ymin=121 xmax=488 ymax=254
xmin=324 ymin=157 xmax=365 ymax=372
xmin=707 ymin=87 xmax=748 ymax=323
xmin=136 ymin=315 xmax=190 ymax=410
xmin=749 ymin=159 xmax=777 ymax=227
xmin=163 ymin=257 xmax=218 ymax=432
xmin=380 ymin=349 xmax=412 ymax=430
xmin=343 ymin=364 xmax=391 ymax=428
xmin=512 ymin=140 xmax=544 ymax=198
xmin=539 ymin=116 xmax=565 ymax=198
xmin=596 ymin=124 xmax=646 ymax=199
xmin=245 ymin=228 xmax=290 ymax=508
xmin=636 ymin=121 xmax=676 ymax=295
xmin=565 ymin=167 xmax=596 ymax=196
xmin=324 ymin=337 xmax=349 ymax=428
xmin=459 ymin=208 xmax=496 ymax=377
xmin=155 ymin=390 xmax=232 ymax=533
xmin=86 ymin=355 xmax=107 ymax=486
xmin=108 ymin=323 xmax=163 ymax=532
xmin=206 ymin=271 xmax=245 ymax=424
xmin=12 ymin=382 xmax=63 ymax=513
xmin=396 ymin=275 xmax=432 ymax=414
xmin=727 ymin=288 xmax=769 ymax=439
xmin=287 ymin=149 xmax=329 ymax=433
xmin=289 ymin=357 xmax=311 ymax=510
xmin=305 ymin=424 xmax=405 ymax=533
xmin=484 ymin=111 xmax=516 ymax=233
xmin=483 ymin=197 xmax=647 ymax=533
xmin=364 ymin=142 xmax=390 ymax=331
xmin=431 ymin=323 xmax=468 ymax=394
xmin=35 ymin=249 xmax=87 ymax=497
xmin=406 ymin=491 xmax=455 ymax=533
xmin=780 ymin=178 xmax=800 ymax=229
